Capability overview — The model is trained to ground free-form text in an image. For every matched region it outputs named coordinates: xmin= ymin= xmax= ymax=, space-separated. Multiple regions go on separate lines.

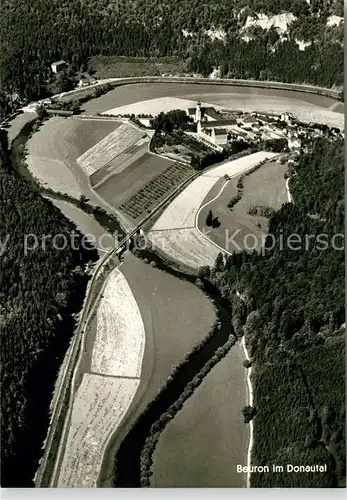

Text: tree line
xmin=204 ymin=136 xmax=345 ymax=486
xmin=0 ymin=0 xmax=343 ymax=111
xmin=0 ymin=128 xmax=98 ymax=486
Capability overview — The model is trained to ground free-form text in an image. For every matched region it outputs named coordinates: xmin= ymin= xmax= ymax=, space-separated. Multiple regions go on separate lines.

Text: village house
xmin=51 ymin=60 xmax=67 ymax=74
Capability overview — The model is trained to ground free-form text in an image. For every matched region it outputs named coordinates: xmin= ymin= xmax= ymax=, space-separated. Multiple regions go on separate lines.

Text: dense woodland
xmin=207 ymin=137 xmax=345 ymax=487
xmin=0 ymin=129 xmax=98 ymax=486
xmin=0 ymin=0 xmax=343 ymax=110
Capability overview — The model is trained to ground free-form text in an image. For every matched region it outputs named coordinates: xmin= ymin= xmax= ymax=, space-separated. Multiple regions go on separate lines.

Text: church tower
xmin=195 ymin=101 xmax=202 ymax=123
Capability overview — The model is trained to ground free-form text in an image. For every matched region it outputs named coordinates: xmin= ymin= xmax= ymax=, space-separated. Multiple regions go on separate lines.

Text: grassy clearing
xmin=92 ymin=268 xmax=145 ymax=378
xmin=88 ymin=56 xmax=188 ymax=80
xmin=197 ymin=160 xmax=287 ymax=253
xmin=76 ymin=123 xmax=145 ymax=177
xmin=151 ymin=341 xmax=248 ymax=487
xmin=57 ymin=373 xmax=140 ymax=488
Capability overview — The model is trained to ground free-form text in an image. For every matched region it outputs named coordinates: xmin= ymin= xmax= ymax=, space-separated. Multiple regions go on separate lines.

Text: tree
xmin=213 ymin=252 xmax=224 ymax=274
xmin=206 ymin=209 xmax=213 ymax=226
xmin=242 ymin=405 xmax=256 ymax=423
xmin=35 ymin=105 xmax=48 ymax=121
xmin=243 ymin=359 xmax=252 ymax=368
xmin=79 ymin=194 xmax=88 ymax=205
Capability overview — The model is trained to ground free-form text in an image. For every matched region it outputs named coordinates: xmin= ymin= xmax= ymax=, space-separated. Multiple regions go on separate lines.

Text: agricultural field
xmin=149 ymin=228 xmax=221 ymax=270
xmin=148 ymin=152 xmax=277 ymax=268
xmin=76 ymin=123 xmax=146 ymax=177
xmin=101 ymin=96 xmax=219 ymax=118
xmin=151 ymin=341 xmax=248 ymax=487
xmin=119 ymin=162 xmax=193 ymax=220
xmin=197 ymin=160 xmax=288 ymax=253
xmin=90 ymin=140 xmax=149 ymax=187
xmin=92 ymin=268 xmax=145 ymax=378
xmin=94 ymin=153 xmax=180 ymax=220
xmin=57 ymin=373 xmax=140 ymax=488
xmin=25 ymin=116 xmax=121 ymax=200
xmin=98 ymin=253 xmax=216 ymax=486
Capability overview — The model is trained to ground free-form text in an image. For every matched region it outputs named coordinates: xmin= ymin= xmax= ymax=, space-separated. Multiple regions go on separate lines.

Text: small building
xmin=51 ymin=60 xmax=67 ymax=74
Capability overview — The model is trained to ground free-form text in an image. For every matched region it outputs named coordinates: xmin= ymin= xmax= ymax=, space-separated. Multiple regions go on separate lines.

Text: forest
xmin=0 ymin=0 xmax=343 ymax=111
xmin=207 ymin=137 xmax=345 ymax=487
xmin=0 ymin=129 xmax=98 ymax=486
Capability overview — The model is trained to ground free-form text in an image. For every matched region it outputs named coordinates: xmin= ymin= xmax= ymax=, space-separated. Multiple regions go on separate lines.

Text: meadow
xmin=148 ymin=152 xmax=277 ymax=268
xmin=197 ymin=159 xmax=288 ymax=253
xmin=151 ymin=340 xmax=248 ymax=487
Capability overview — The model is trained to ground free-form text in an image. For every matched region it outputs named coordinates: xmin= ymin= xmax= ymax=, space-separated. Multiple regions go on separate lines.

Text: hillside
xmin=209 ymin=137 xmax=345 ymax=487
xmin=0 ymin=129 xmax=98 ymax=486
xmin=0 ymin=0 xmax=343 ymax=110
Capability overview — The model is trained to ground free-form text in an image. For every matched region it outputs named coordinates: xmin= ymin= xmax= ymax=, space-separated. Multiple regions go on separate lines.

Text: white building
xmin=51 ymin=60 xmax=67 ymax=74
xmin=199 ymin=127 xmax=229 ymax=150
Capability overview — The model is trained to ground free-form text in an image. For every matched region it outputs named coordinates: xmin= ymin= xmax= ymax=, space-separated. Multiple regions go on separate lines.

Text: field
xmin=102 ymin=96 xmax=220 ymax=118
xmin=57 ymin=373 xmax=140 ymax=488
xmin=148 ymin=152 xmax=277 ymax=268
xmin=90 ymin=140 xmax=148 ymax=187
xmin=76 ymin=123 xmax=146 ymax=177
xmin=149 ymin=228 xmax=221 ymax=270
xmin=94 ymin=153 xmax=187 ymax=221
xmin=151 ymin=341 xmax=248 ymax=487
xmin=92 ymin=268 xmax=145 ymax=378
xmin=197 ymin=160 xmax=288 ymax=253
xmin=57 ymin=266 xmax=145 ymax=487
xmin=25 ymin=116 xmax=121 ymax=200
xmin=119 ymin=162 xmax=193 ymax=220
xmin=88 ymin=55 xmax=188 ymax=80
xmin=98 ymin=253 xmax=216 ymax=485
